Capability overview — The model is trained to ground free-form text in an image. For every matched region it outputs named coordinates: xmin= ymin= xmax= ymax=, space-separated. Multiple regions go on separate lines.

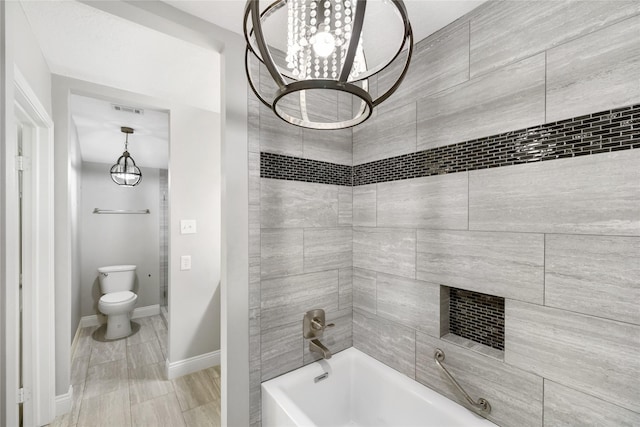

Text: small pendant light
xmin=110 ymin=126 xmax=142 ymax=187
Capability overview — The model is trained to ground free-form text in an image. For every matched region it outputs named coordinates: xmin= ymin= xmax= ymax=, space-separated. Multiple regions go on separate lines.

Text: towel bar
xmin=93 ymin=208 xmax=150 ymax=214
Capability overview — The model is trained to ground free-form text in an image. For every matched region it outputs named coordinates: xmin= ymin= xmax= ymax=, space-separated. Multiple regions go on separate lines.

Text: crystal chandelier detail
xmin=286 ymin=0 xmax=365 ymax=81
xmin=244 ymin=0 xmax=413 ymax=130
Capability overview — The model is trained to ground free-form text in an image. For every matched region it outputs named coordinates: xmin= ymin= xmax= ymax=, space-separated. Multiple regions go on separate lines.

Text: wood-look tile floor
xmin=48 ymin=315 xmax=221 ymax=427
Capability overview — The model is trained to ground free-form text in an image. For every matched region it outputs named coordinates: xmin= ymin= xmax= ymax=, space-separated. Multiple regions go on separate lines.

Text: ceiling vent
xmin=111 ymin=104 xmax=144 ymax=115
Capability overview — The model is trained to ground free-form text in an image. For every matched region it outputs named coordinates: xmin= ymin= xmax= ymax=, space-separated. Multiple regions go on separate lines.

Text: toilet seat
xmin=99 ymin=291 xmax=136 ymax=305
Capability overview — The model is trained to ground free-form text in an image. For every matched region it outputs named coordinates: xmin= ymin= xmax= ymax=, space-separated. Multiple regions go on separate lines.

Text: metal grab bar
xmin=434 ymin=348 xmax=491 ymax=413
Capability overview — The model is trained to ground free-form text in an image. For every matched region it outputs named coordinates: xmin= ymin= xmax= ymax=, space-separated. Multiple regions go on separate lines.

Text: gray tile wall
xmin=545 ymin=14 xmax=640 ymax=122
xmin=469 ymin=1 xmax=640 ymax=78
xmin=349 ymin=2 xmax=640 ymax=427
xmin=506 ymin=301 xmax=640 ymax=413
xmin=247 ymin=53 xmax=354 ymax=427
xmin=543 ymin=381 xmax=640 ymax=427
xmin=248 ymin=1 xmax=640 ymax=426
xmin=417 ymin=53 xmax=546 ymax=151
xmin=416 ymin=230 xmax=545 ymax=304
xmin=468 ymin=150 xmax=640 ymax=235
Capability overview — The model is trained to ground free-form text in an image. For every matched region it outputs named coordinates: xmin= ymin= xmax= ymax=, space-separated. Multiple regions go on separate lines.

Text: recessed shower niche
xmin=441 ymin=286 xmax=505 ymax=359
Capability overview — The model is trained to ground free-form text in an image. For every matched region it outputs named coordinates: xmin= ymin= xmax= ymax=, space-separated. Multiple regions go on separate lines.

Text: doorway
xmin=69 ymin=93 xmax=169 ymax=332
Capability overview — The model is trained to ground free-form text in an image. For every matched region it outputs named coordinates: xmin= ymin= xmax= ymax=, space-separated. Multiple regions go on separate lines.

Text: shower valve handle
xmin=311 ymin=318 xmax=334 ymax=331
xmin=303 ymin=309 xmax=334 ymax=339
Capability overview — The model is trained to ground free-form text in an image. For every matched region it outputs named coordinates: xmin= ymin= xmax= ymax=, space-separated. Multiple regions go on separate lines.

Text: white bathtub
xmin=262 ymin=347 xmax=496 ymax=427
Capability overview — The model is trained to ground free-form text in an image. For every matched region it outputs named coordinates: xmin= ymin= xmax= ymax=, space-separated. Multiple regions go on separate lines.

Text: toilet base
xmin=105 ymin=313 xmax=133 ymax=340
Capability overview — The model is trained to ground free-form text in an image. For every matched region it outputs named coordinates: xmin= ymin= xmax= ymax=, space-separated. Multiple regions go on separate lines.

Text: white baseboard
xmin=132 ymin=304 xmax=161 ymax=319
xmin=166 ymin=350 xmax=220 ymax=380
xmin=55 ymin=385 xmax=73 ymax=417
xmin=79 ymin=313 xmax=105 ymax=328
xmin=79 ymin=304 xmax=160 ymax=328
xmin=70 ymin=322 xmax=83 ymax=360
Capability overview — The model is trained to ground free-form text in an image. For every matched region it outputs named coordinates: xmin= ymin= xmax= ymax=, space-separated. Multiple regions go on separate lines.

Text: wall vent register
xmin=112 ymin=104 xmax=144 ymax=115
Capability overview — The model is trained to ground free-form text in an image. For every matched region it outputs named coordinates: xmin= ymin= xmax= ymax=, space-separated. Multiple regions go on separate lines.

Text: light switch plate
xmin=180 ymin=219 xmax=196 ymax=234
xmin=180 ymin=255 xmax=191 ymax=271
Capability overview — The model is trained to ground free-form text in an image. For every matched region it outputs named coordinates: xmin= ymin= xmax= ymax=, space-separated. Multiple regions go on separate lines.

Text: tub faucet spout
xmin=309 ymin=339 xmax=332 ymax=359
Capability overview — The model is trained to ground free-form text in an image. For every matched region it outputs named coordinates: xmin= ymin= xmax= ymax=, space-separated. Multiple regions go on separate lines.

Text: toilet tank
xmin=97 ymin=265 xmax=137 ymax=294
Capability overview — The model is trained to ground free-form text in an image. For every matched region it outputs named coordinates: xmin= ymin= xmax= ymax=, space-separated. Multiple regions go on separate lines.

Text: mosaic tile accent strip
xmin=449 ymin=288 xmax=505 ymax=351
xmin=354 ymin=104 xmax=639 ymax=185
xmin=260 ymin=104 xmax=639 ymax=186
xmin=260 ymin=152 xmax=352 ymax=186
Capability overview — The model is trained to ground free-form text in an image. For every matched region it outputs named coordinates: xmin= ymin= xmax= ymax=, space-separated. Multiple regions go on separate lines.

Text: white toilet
xmin=97 ymin=265 xmax=138 ymax=340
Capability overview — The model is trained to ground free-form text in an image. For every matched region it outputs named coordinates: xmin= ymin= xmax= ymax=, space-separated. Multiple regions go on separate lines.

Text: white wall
xmin=80 ymin=162 xmax=160 ymax=316
xmin=69 ymin=120 xmax=82 ymax=341
xmin=52 ymin=77 xmax=74 ymax=398
xmin=1 ymin=1 xmax=54 ymax=421
xmin=7 ymin=3 xmax=51 ymax=112
xmin=219 ymin=36 xmax=251 ymax=427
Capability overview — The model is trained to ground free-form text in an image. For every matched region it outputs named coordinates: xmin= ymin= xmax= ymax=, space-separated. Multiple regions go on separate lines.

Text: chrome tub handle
xmin=434 ymin=348 xmax=491 ymax=413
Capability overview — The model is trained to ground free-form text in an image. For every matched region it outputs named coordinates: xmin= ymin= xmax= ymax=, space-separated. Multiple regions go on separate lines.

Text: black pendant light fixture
xmin=110 ymin=126 xmax=142 ymax=187
xmin=244 ymin=0 xmax=413 ymax=130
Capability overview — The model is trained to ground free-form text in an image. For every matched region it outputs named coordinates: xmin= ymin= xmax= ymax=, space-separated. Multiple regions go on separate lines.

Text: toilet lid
xmin=100 ymin=291 xmax=136 ymax=304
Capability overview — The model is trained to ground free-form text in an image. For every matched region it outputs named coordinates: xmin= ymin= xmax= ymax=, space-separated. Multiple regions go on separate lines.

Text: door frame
xmin=9 ymin=66 xmax=56 ymax=426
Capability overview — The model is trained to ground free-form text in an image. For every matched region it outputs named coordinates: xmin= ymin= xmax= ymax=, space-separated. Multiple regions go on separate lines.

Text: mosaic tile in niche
xmin=447 ymin=287 xmax=505 ymax=351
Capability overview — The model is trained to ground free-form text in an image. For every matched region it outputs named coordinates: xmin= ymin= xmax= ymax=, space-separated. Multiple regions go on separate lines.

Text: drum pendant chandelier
xmin=244 ymin=0 xmax=413 ymax=130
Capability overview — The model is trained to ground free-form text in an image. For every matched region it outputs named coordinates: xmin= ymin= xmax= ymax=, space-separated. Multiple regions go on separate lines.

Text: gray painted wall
xmin=248 ymin=1 xmax=640 ymax=426
xmin=79 ymin=161 xmax=160 ymax=316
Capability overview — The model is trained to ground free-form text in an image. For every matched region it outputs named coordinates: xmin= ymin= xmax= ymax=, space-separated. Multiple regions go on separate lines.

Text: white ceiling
xmin=165 ymin=0 xmax=487 ymax=45
xmin=70 ymin=94 xmax=169 ymax=169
